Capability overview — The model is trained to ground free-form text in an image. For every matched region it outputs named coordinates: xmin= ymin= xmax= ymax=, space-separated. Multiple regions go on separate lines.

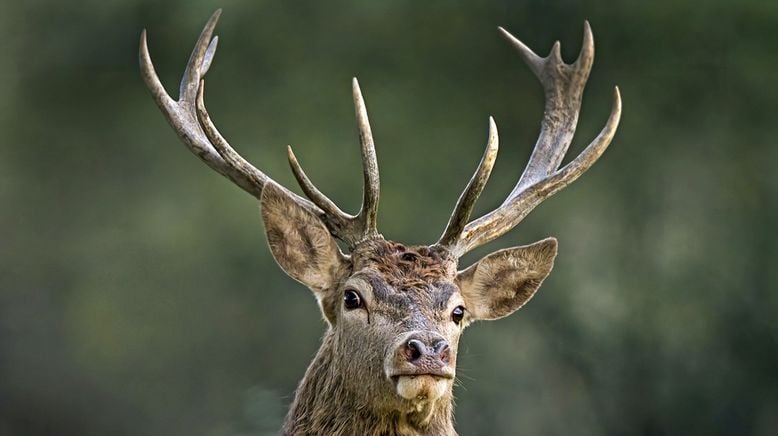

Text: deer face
xmin=261 ymin=184 xmax=558 ymax=409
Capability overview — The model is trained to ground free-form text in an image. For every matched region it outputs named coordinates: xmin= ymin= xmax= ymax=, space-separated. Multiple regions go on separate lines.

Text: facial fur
xmin=331 ymin=241 xmax=465 ymax=415
xmin=262 ymin=184 xmax=557 ymax=434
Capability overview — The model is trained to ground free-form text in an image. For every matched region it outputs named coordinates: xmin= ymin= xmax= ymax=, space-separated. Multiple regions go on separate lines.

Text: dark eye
xmin=344 ymin=289 xmax=363 ymax=310
xmin=401 ymin=252 xmax=417 ymax=262
xmin=451 ymin=306 xmax=465 ymax=325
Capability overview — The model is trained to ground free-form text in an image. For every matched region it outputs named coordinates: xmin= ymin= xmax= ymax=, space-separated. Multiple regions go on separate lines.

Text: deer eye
xmin=343 ymin=289 xmax=363 ymax=310
xmin=451 ymin=306 xmax=465 ymax=325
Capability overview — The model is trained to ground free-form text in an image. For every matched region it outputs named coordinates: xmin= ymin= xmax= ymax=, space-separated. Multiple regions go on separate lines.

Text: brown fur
xmin=353 ymin=239 xmax=456 ymax=290
xmin=142 ymin=12 xmax=615 ymax=435
xmin=260 ymin=190 xmax=558 ymax=435
xmin=283 ymin=333 xmax=455 ymax=436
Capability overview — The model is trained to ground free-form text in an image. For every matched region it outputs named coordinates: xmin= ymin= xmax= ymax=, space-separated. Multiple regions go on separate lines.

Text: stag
xmin=140 ymin=10 xmax=620 ymax=435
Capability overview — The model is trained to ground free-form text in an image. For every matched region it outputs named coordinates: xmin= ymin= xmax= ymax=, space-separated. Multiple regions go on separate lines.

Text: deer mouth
xmin=389 ymin=371 xmax=454 ymax=401
xmin=388 ymin=366 xmax=455 ymax=402
xmin=389 ymin=370 xmax=455 ymax=382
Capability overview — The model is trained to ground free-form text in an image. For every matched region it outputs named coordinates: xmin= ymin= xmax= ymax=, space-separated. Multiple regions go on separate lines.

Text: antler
xmin=286 ymin=78 xmax=381 ymax=242
xmin=139 ymin=10 xmax=381 ymax=247
xmin=437 ymin=22 xmax=621 ymax=257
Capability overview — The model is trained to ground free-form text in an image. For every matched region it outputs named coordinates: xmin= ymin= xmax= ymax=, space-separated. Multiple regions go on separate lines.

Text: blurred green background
xmin=1 ymin=0 xmax=776 ymax=435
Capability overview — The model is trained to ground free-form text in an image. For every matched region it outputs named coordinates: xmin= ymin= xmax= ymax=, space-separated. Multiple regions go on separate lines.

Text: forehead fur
xmin=351 ymin=239 xmax=457 ymax=290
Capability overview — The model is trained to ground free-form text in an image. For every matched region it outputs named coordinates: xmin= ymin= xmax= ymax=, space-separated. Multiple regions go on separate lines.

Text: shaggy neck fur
xmin=282 ymin=332 xmax=457 ymax=436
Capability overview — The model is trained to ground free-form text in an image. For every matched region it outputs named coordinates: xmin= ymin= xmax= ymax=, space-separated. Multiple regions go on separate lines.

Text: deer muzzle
xmin=385 ymin=331 xmax=455 ymax=401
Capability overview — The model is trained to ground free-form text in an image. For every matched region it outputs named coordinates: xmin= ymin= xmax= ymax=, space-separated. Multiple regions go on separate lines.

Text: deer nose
xmin=403 ymin=335 xmax=450 ymax=365
xmin=405 ymin=339 xmax=425 ymax=361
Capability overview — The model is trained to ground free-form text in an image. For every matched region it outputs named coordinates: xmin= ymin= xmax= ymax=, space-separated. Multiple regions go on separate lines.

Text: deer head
xmin=140 ymin=10 xmax=620 ymax=434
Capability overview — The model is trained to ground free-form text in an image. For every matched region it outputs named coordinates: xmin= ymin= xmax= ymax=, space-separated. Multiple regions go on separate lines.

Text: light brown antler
xmin=286 ymin=78 xmax=381 ymax=242
xmin=140 ymin=10 xmax=381 ymax=246
xmin=437 ymin=22 xmax=622 ymax=257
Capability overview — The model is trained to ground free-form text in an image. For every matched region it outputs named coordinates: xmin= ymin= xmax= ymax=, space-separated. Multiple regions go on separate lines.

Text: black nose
xmin=405 ymin=339 xmax=425 ymax=361
xmin=433 ymin=339 xmax=451 ymax=364
xmin=403 ymin=336 xmax=450 ymax=364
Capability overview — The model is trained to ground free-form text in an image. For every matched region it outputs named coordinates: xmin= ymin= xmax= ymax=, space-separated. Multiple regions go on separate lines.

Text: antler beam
xmin=140 ymin=10 xmax=382 ymax=247
xmin=437 ymin=22 xmax=622 ymax=257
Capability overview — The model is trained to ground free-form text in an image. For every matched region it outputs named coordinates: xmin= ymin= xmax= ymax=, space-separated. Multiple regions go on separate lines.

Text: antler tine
xmin=352 ymin=78 xmax=381 ymax=238
xmin=286 ymin=146 xmax=350 ymax=219
xmin=144 ymin=10 xmax=386 ymax=246
xmin=195 ymin=80 xmax=270 ymax=188
xmin=436 ymin=117 xmax=499 ymax=249
xmin=141 ymin=11 xmax=350 ymax=237
xmin=180 ymin=10 xmax=221 ymax=102
xmin=555 ymin=86 xmax=621 ymax=185
xmin=282 ymin=78 xmax=383 ymax=245
xmin=497 ymin=26 xmax=544 ymax=78
xmin=201 ymin=35 xmax=218 ymax=76
xmin=457 ymin=87 xmax=621 ymax=254
xmin=503 ymin=22 xmax=594 ymax=196
xmin=139 ymin=30 xmax=175 ymax=112
xmin=445 ymin=22 xmax=621 ymax=256
xmin=140 ymin=10 xmax=266 ymax=198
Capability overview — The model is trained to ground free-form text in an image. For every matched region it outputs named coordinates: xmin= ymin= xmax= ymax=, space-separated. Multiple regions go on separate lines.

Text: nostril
xmin=405 ymin=339 xmax=425 ymax=361
xmin=434 ymin=340 xmax=451 ymax=363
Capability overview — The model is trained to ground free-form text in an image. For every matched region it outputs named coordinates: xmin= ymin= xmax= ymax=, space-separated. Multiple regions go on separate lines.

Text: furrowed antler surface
xmin=437 ymin=22 xmax=621 ymax=257
xmin=140 ymin=10 xmax=381 ymax=246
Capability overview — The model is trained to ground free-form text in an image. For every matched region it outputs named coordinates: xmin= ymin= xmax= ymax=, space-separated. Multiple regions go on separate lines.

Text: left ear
xmin=456 ymin=237 xmax=558 ymax=321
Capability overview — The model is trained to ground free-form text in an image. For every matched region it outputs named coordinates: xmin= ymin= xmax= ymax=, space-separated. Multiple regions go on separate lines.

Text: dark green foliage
xmin=0 ymin=0 xmax=775 ymax=434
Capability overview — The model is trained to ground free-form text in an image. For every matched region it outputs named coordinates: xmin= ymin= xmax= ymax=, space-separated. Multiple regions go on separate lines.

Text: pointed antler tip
xmin=201 ymin=9 xmax=222 ymax=36
xmin=497 ymin=26 xmax=523 ymax=45
xmin=575 ymin=21 xmax=595 ymax=67
xmin=286 ymin=145 xmax=298 ymax=162
xmin=582 ymin=21 xmax=593 ymax=42
xmin=139 ymin=29 xmax=150 ymax=52
xmin=497 ymin=26 xmax=514 ymax=40
xmin=352 ymin=77 xmax=363 ymax=93
xmin=487 ymin=116 xmax=498 ymax=135
xmin=498 ymin=26 xmax=544 ymax=74
xmin=139 ymin=29 xmax=150 ymax=64
xmin=487 ymin=117 xmax=499 ymax=151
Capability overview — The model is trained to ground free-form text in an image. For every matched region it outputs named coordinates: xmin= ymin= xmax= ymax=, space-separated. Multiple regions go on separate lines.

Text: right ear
xmin=260 ymin=183 xmax=350 ymax=293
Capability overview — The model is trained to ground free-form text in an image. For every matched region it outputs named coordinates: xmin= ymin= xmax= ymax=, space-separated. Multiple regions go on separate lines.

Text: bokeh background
xmin=1 ymin=0 xmax=776 ymax=435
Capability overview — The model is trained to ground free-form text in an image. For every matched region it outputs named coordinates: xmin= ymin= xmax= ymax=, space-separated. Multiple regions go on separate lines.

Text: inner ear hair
xmin=456 ymin=237 xmax=558 ymax=321
xmin=260 ymin=183 xmax=350 ymax=293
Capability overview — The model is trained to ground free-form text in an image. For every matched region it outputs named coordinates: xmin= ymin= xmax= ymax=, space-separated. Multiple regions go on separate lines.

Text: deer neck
xmin=282 ymin=331 xmax=457 ymax=436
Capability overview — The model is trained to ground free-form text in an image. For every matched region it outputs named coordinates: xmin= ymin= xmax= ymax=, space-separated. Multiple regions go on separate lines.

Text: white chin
xmin=395 ymin=375 xmax=449 ymax=401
